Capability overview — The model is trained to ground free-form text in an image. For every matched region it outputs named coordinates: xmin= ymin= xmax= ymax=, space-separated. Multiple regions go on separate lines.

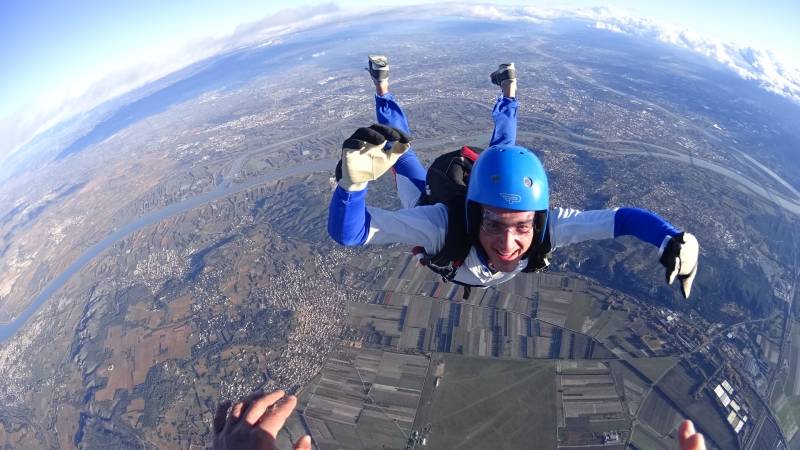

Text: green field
xmin=414 ymin=354 xmax=557 ymax=449
xmin=564 ymin=291 xmax=595 ymax=332
xmin=629 ymin=422 xmax=678 ymax=450
xmin=625 ymin=356 xmax=679 ymax=384
xmin=656 ymin=361 xmax=738 ymax=450
xmin=772 ymin=319 xmax=800 ymax=441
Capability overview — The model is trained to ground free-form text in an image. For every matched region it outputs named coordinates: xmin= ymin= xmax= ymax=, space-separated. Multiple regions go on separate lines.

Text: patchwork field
xmin=414 ymin=354 xmax=557 ymax=450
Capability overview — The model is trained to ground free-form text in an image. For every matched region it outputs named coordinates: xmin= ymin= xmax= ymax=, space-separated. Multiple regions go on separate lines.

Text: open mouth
xmin=494 ymin=249 xmax=519 ymax=261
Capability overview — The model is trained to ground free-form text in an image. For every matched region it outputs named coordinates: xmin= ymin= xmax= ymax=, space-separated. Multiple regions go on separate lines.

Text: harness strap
xmin=460 ymin=145 xmax=480 ymax=161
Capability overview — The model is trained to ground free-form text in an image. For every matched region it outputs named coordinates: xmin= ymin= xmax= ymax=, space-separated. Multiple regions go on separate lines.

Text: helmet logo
xmin=499 ymin=193 xmax=521 ymax=204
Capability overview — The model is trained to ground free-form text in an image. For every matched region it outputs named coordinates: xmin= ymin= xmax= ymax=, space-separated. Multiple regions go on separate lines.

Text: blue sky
xmin=1 ymin=0 xmax=799 ymax=161
xmin=1 ymin=0 xmax=283 ymax=117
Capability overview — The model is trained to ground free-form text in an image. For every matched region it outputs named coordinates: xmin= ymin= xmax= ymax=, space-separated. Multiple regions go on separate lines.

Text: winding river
xmin=2 ymin=123 xmax=799 ymax=344
xmin=0 ymin=158 xmax=336 ymax=342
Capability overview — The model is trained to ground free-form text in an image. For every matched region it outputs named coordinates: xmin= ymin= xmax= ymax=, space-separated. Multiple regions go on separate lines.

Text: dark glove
xmin=338 ymin=124 xmax=411 ymax=191
xmin=659 ymin=232 xmax=699 ymax=299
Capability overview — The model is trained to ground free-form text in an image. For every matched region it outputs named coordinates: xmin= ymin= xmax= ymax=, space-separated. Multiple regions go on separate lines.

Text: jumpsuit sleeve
xmin=328 ymin=185 xmax=447 ymax=254
xmin=375 ymin=93 xmax=427 ymax=197
xmin=549 ymin=206 xmax=680 ymax=249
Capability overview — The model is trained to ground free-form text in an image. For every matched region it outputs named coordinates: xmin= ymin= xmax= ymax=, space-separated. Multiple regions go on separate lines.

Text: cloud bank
xmin=3 ymin=2 xmax=798 ymax=167
xmin=589 ymin=10 xmax=800 ymax=103
xmin=462 ymin=4 xmax=800 ymax=104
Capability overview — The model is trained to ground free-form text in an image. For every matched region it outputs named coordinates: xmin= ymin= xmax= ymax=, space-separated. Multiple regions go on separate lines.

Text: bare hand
xmin=678 ymin=420 xmax=706 ymax=450
xmin=213 ymin=390 xmax=312 ymax=450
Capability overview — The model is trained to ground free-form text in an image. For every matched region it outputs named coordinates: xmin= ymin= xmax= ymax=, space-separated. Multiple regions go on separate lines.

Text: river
xmin=3 ymin=124 xmax=799 ymax=343
xmin=0 ymin=159 xmax=336 ymax=342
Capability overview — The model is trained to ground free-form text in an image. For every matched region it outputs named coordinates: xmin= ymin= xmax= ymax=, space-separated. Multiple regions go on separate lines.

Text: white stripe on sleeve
xmin=549 ymin=207 xmax=617 ymax=249
xmin=366 ymin=203 xmax=448 ymax=255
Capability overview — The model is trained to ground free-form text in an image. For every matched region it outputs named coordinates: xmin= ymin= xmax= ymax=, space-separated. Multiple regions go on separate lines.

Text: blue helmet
xmin=466 ymin=145 xmax=549 ymax=211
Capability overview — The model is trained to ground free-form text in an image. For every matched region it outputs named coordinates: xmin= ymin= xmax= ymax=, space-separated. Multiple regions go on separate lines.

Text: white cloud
xmin=595 ymin=21 xmax=623 ymax=33
xmin=593 ymin=14 xmax=800 ymax=102
xmin=454 ymin=4 xmax=800 ymax=104
xmin=406 ymin=4 xmax=800 ymax=104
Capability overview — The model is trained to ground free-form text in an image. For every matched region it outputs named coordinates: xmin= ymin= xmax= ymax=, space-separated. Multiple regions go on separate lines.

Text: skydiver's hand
xmin=659 ymin=232 xmax=699 ymax=299
xmin=338 ymin=124 xmax=411 ymax=191
xmin=213 ymin=390 xmax=312 ymax=450
xmin=678 ymin=420 xmax=706 ymax=450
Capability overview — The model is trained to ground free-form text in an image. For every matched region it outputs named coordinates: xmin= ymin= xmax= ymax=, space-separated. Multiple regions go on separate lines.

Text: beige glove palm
xmin=338 ymin=124 xmax=411 ymax=191
xmin=659 ymin=232 xmax=699 ymax=299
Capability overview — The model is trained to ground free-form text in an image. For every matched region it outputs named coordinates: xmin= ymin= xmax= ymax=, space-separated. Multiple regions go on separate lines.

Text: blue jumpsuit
xmin=373 ymin=92 xmax=518 ymax=208
xmin=328 ymin=93 xmax=680 ymax=288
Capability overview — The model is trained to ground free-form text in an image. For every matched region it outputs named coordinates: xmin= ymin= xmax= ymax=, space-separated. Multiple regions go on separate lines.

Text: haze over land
xmin=2 ymin=2 xmax=799 ymax=167
xmin=0 ymin=5 xmax=799 ymax=450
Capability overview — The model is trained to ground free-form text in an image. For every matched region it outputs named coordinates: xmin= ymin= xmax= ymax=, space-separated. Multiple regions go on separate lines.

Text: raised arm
xmin=327 ymin=125 xmax=447 ymax=253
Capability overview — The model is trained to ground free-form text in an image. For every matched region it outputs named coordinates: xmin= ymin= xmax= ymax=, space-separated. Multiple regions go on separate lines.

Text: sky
xmin=1 ymin=0 xmax=799 ymax=162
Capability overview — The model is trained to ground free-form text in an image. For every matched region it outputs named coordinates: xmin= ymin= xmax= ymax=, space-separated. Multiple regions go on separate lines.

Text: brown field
xmin=167 ymin=295 xmax=194 ymax=321
xmin=96 ymin=322 xmax=193 ymax=401
xmin=121 ymin=397 xmax=146 ymax=428
xmin=220 ymin=275 xmax=240 ymax=302
xmin=126 ymin=301 xmax=164 ymax=328
xmin=129 ymin=398 xmax=145 ymax=410
xmin=193 ymin=358 xmax=209 ymax=378
xmin=56 ymin=404 xmax=81 ymax=450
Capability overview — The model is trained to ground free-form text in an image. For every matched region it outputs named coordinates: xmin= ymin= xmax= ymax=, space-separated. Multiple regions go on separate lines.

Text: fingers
xmin=678 ymin=420 xmax=695 ymax=442
xmin=680 ymin=264 xmax=698 ymax=299
xmin=678 ymin=420 xmax=706 ymax=450
xmin=214 ymin=400 xmax=232 ymax=434
xmin=666 ymin=259 xmax=679 ymax=285
xmin=684 ymin=433 xmax=706 ymax=450
xmin=228 ymin=401 xmax=244 ymax=424
xmin=243 ymin=390 xmax=286 ymax=425
xmin=353 ymin=126 xmax=391 ymax=146
xmin=660 ymin=235 xmax=680 ymax=285
xmin=369 ymin=124 xmax=410 ymax=144
xmin=681 ymin=433 xmax=706 ymax=450
xmin=343 ymin=125 xmax=411 ymax=151
xmin=294 ymin=435 xmax=312 ymax=450
xmin=258 ymin=394 xmax=298 ymax=438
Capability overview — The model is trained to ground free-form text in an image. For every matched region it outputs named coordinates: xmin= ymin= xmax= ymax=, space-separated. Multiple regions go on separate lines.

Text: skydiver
xmin=328 ymin=55 xmax=699 ymax=297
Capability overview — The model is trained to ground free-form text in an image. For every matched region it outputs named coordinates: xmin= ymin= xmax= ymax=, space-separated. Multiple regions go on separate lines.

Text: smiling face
xmin=477 ymin=206 xmax=536 ymax=273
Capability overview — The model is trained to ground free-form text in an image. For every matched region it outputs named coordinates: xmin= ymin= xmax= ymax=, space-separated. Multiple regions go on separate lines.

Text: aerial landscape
xmin=0 ymin=4 xmax=799 ymax=450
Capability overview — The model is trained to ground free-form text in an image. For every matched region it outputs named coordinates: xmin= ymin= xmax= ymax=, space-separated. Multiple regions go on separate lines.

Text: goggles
xmin=479 ymin=209 xmax=535 ymax=236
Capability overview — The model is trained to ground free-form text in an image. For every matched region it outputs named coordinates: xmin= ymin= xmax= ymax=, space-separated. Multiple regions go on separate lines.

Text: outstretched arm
xmin=550 ymin=207 xmax=698 ymax=298
xmin=613 ymin=207 xmax=680 ymax=246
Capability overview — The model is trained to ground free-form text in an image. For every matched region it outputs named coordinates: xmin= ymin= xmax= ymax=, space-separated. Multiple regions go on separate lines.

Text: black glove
xmin=659 ymin=232 xmax=699 ymax=299
xmin=338 ymin=124 xmax=411 ymax=191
